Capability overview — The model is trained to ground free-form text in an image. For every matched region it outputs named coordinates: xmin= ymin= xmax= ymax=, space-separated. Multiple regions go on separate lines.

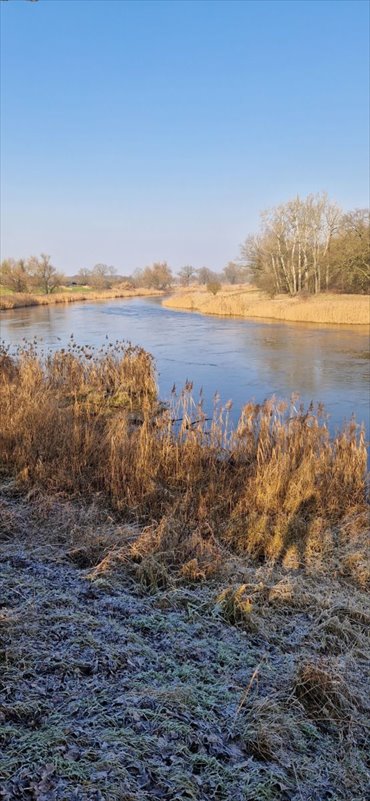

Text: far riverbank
xmin=163 ymin=286 xmax=370 ymax=326
xmin=0 ymin=286 xmax=163 ymax=311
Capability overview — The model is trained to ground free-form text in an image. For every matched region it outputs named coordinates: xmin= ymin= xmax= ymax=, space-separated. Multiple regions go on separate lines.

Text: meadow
xmin=163 ymin=285 xmax=370 ymax=326
xmin=0 ymin=343 xmax=369 ymax=800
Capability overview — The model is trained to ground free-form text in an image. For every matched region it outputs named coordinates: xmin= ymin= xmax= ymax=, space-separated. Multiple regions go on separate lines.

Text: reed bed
xmin=0 ymin=342 xmax=367 ymax=568
xmin=163 ymin=286 xmax=370 ymax=325
xmin=0 ymin=286 xmax=162 ymax=311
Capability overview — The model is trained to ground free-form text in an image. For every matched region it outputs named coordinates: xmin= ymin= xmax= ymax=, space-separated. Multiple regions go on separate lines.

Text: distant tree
xmin=77 ymin=268 xmax=92 ymax=286
xmin=0 ymin=258 xmax=31 ymax=292
xmin=197 ymin=266 xmax=214 ymax=285
xmin=88 ymin=264 xmax=117 ymax=289
xmin=29 ymin=254 xmax=65 ymax=294
xmin=178 ymin=265 xmax=196 ymax=286
xmin=223 ymin=261 xmax=248 ymax=285
xmin=135 ymin=262 xmax=173 ymax=290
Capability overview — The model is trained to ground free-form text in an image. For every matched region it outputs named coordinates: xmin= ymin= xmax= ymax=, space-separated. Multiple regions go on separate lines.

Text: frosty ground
xmin=1 ymin=486 xmax=369 ymax=801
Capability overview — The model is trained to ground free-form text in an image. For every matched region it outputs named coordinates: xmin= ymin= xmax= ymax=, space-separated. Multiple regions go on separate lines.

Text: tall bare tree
xmin=223 ymin=260 xmax=248 ymax=285
xmin=88 ymin=264 xmax=117 ymax=289
xmin=178 ymin=265 xmax=196 ymax=286
xmin=29 ymin=254 xmax=65 ymax=294
xmin=242 ymin=193 xmax=342 ymax=295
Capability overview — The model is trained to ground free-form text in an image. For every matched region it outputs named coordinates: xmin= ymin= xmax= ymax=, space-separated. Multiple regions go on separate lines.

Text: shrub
xmin=206 ymin=280 xmax=222 ymax=296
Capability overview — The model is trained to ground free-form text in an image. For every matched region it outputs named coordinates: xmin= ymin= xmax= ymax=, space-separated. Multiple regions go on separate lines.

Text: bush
xmin=206 ymin=280 xmax=222 ymax=296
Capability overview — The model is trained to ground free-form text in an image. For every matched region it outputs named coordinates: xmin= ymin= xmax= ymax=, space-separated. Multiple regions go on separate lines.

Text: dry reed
xmin=0 ymin=286 xmax=162 ymax=311
xmin=163 ymin=286 xmax=370 ymax=325
xmin=0 ymin=343 xmax=367 ymax=565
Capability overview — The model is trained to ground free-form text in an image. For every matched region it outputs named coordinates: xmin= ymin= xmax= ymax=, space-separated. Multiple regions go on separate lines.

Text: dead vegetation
xmin=0 ymin=343 xmax=367 ymax=568
xmin=0 ymin=344 xmax=369 ymax=799
xmin=163 ymin=285 xmax=370 ymax=325
xmin=0 ymin=286 xmax=162 ymax=311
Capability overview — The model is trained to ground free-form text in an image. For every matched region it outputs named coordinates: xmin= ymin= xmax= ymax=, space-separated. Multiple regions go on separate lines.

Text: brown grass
xmin=0 ymin=343 xmax=367 ymax=567
xmin=163 ymin=285 xmax=370 ymax=325
xmin=0 ymin=286 xmax=162 ymax=311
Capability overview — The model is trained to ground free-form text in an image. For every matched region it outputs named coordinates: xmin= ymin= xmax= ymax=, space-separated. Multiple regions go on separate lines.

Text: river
xmin=1 ymin=296 xmax=369 ymax=434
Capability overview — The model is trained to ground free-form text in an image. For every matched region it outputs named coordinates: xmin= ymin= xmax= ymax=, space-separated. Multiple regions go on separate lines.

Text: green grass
xmin=0 ymin=284 xmax=14 ymax=295
xmin=59 ymin=284 xmax=94 ymax=293
xmin=0 ymin=283 xmax=94 ymax=297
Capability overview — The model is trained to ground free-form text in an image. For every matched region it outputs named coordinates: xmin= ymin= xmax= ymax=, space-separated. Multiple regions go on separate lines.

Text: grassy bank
xmin=0 ymin=345 xmax=369 ymax=799
xmin=0 ymin=286 xmax=162 ymax=311
xmin=163 ymin=286 xmax=370 ymax=325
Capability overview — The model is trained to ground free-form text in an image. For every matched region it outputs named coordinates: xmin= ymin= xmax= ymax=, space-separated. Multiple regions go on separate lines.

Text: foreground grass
xmin=0 ymin=286 xmax=162 ymax=311
xmin=163 ymin=286 xmax=370 ymax=326
xmin=0 ymin=487 xmax=369 ymax=801
xmin=0 ymin=344 xmax=369 ymax=799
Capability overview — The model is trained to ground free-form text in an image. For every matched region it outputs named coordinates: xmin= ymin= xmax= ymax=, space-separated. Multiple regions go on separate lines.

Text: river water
xmin=1 ymin=296 xmax=369 ymax=434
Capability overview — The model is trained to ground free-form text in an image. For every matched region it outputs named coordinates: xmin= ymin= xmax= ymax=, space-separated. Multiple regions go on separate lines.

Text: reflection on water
xmin=1 ymin=297 xmax=369 ymax=433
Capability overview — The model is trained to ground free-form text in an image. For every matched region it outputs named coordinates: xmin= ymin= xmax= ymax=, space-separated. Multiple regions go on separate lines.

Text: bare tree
xmin=76 ymin=268 xmax=92 ymax=286
xmin=196 ymin=267 xmax=223 ymax=285
xmin=88 ymin=264 xmax=117 ymax=289
xmin=135 ymin=262 xmax=173 ymax=290
xmin=178 ymin=265 xmax=196 ymax=286
xmin=29 ymin=254 xmax=65 ymax=294
xmin=0 ymin=258 xmax=30 ymax=293
xmin=223 ymin=261 xmax=248 ymax=285
xmin=242 ymin=193 xmax=342 ymax=296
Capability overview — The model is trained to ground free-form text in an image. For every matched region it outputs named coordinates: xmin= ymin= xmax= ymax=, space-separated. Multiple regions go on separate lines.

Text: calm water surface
xmin=1 ymin=297 xmax=369 ymax=433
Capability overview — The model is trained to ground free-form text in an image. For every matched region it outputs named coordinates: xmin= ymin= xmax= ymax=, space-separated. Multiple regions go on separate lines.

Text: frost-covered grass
xmin=0 ymin=487 xmax=369 ymax=801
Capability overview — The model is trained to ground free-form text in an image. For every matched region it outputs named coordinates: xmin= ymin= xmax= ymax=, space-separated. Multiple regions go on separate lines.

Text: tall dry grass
xmin=163 ymin=286 xmax=370 ymax=325
xmin=0 ymin=344 xmax=367 ymax=566
xmin=0 ymin=286 xmax=162 ymax=311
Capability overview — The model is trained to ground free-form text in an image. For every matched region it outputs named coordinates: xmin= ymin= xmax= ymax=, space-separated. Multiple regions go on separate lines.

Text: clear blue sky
xmin=1 ymin=0 xmax=369 ymax=275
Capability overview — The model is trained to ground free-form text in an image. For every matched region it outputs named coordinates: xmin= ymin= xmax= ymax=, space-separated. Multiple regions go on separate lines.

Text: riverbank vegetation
xmin=1 ymin=342 xmax=367 ymax=568
xmin=2 ymin=195 xmax=369 ymax=313
xmin=163 ymin=285 xmax=370 ymax=325
xmin=242 ymin=195 xmax=369 ymax=296
xmin=0 ymin=286 xmax=162 ymax=311
xmin=1 ymin=343 xmax=369 ymax=799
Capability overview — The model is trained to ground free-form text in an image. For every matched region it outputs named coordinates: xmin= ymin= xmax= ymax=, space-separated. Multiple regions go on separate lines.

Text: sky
xmin=1 ymin=0 xmax=369 ymax=275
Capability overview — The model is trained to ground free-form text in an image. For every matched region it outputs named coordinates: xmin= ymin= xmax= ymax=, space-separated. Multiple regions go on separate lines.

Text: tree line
xmin=1 ymin=193 xmax=368 ymax=296
xmin=0 ymin=257 xmax=242 ymax=295
xmin=242 ymin=194 xmax=369 ymax=296
xmin=0 ymin=254 xmax=65 ymax=295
